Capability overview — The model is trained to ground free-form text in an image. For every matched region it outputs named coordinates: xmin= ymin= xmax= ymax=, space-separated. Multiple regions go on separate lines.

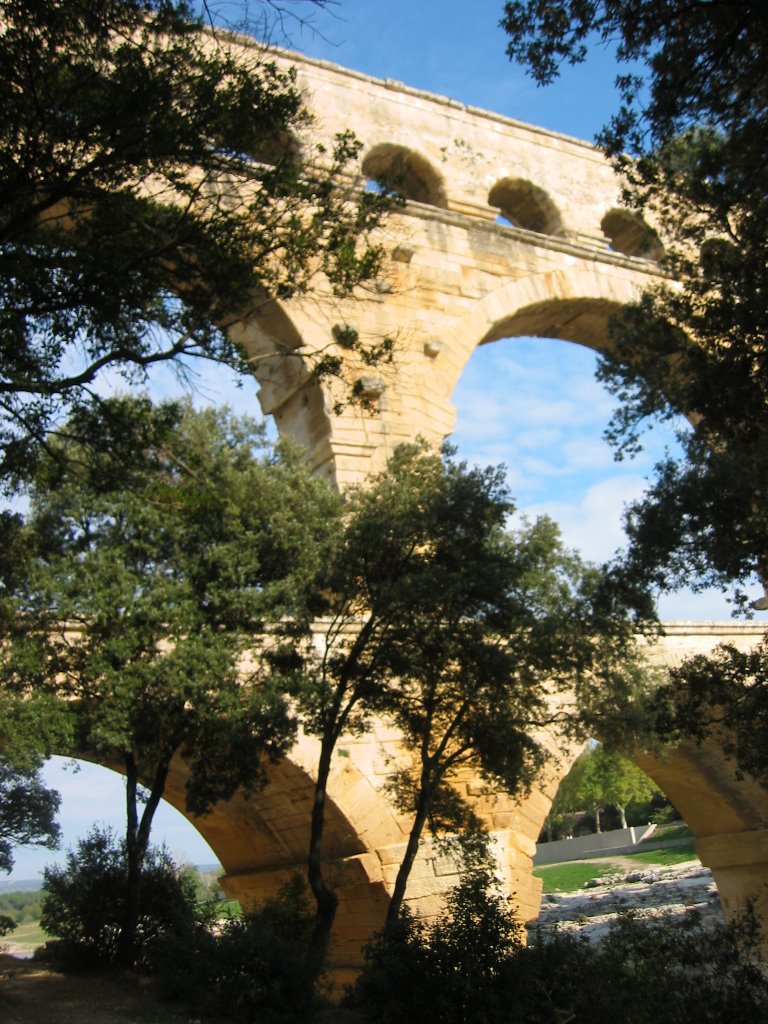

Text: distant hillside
xmin=0 ymin=879 xmax=41 ymax=894
xmin=0 ymin=863 xmax=222 ymax=896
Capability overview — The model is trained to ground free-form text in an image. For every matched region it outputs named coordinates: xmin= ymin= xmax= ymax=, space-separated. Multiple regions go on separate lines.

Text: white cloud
xmin=521 ymin=474 xmax=649 ymax=564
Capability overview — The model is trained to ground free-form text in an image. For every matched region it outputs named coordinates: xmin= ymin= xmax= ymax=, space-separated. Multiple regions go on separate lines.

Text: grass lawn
xmin=534 ymin=861 xmax=621 ymax=893
xmin=644 ymin=823 xmax=692 ymax=843
xmin=534 ymin=843 xmax=700 ymax=893
xmin=621 ymin=844 xmax=697 ymax=866
xmin=3 ymin=920 xmax=50 ymax=952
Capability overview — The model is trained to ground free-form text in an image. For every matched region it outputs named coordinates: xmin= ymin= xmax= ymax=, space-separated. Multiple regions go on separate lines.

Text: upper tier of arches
xmin=360 ymin=141 xmax=661 ymax=260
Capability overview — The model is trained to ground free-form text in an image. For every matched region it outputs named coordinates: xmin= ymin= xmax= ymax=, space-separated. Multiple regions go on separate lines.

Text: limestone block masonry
xmin=151 ymin=42 xmax=768 ymax=977
xmin=222 ymin=44 xmax=668 ymax=488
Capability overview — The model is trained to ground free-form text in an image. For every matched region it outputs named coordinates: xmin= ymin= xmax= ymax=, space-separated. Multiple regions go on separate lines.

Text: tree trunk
xmin=385 ymin=786 xmax=431 ymax=929
xmin=617 ymin=803 xmax=628 ymax=830
xmin=307 ymin=738 xmax=339 ymax=978
xmin=116 ymin=754 xmax=168 ymax=967
xmin=593 ymin=805 xmax=602 ymax=833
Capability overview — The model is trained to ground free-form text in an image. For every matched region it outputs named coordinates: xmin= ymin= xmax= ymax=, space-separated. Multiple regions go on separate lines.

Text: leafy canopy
xmin=0 ymin=0 xmax=389 ymax=486
xmin=9 ymin=396 xmax=341 ymax=963
xmin=284 ymin=441 xmax=653 ymax=938
xmin=17 ymin=397 xmax=340 ymax=812
xmin=551 ymin=743 xmax=656 ymax=832
xmin=40 ymin=826 xmax=200 ymax=968
xmin=0 ymin=760 xmax=61 ymax=875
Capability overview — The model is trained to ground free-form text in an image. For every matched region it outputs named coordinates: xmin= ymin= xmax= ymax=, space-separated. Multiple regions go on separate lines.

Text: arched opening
xmin=488 ymin=178 xmax=563 ymax=235
xmin=247 ymin=130 xmax=301 ymax=169
xmin=362 ymin=144 xmax=447 ymax=208
xmin=6 ymin=756 xmax=219 ymax=885
xmin=11 ymin=749 xmax=372 ymax=887
xmin=5 ymin=746 xmax=396 ymax=969
xmin=531 ymin=742 xmax=715 ymax=938
xmin=601 ymin=208 xmax=664 ymax=261
xmin=520 ymin=722 xmax=768 ymax=943
xmin=449 ymin=330 xmax=730 ymax=618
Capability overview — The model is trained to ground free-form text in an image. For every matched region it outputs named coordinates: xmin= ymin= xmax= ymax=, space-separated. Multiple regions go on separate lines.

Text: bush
xmin=349 ymin=870 xmax=524 ymax=1024
xmin=40 ymin=826 xmax=199 ymax=968
xmin=157 ymin=874 xmax=316 ymax=1023
xmin=350 ymin=874 xmax=768 ymax=1024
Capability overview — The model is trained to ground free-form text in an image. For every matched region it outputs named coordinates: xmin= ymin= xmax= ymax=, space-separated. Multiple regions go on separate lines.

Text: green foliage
xmin=287 ymin=442 xmax=653 ymax=951
xmin=502 ymin=2 xmax=768 ymax=610
xmin=40 ymin=826 xmax=199 ymax=969
xmin=0 ymin=889 xmax=44 ymax=923
xmin=550 ymin=744 xmax=657 ymax=832
xmin=651 ymin=637 xmax=768 ymax=788
xmin=18 ymin=397 xmax=336 ymax=811
xmin=157 ymin=875 xmax=317 ymax=1023
xmin=0 ymin=0 xmax=390 ymax=489
xmin=0 ymin=759 xmax=61 ymax=874
xmin=352 ymin=878 xmax=768 ymax=1024
xmin=349 ymin=870 xmax=524 ymax=1024
xmin=9 ymin=397 xmax=340 ymax=963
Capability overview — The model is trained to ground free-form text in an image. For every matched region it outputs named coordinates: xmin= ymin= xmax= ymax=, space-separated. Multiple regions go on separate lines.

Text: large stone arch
xmin=433 ymin=267 xmax=646 ymax=429
xmin=523 ymin=732 xmax=768 ymax=938
xmin=215 ymin=273 xmax=768 ymax=955
xmin=515 ymin=625 xmax=768 ymax=939
xmin=66 ymin=727 xmax=412 ymax=979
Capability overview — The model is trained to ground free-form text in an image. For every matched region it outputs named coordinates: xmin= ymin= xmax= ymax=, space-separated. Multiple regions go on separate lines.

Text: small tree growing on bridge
xmin=9 ymin=396 xmax=341 ymax=965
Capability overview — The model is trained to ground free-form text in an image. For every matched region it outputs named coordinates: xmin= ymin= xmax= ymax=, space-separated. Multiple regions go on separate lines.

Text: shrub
xmin=39 ymin=826 xmax=198 ymax=968
xmin=350 ymin=874 xmax=768 ymax=1024
xmin=157 ymin=874 xmax=316 ymax=1023
xmin=349 ymin=870 xmax=524 ymax=1024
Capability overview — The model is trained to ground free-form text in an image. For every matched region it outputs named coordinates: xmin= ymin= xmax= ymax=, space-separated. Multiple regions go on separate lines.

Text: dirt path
xmin=0 ymin=954 xmax=222 ymax=1024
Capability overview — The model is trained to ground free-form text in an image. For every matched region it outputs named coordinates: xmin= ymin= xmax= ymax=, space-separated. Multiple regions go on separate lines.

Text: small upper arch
xmin=601 ymin=209 xmax=664 ymax=261
xmin=247 ymin=129 xmax=302 ymax=168
xmin=488 ymin=177 xmax=564 ymax=236
xmin=362 ymin=144 xmax=447 ymax=208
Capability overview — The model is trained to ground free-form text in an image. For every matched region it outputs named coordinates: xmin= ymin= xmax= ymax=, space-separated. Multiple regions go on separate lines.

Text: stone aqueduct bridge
xmin=133 ymin=48 xmax=768 ymax=973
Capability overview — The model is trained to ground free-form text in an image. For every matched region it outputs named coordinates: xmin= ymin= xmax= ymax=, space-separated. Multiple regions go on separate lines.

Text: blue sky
xmin=6 ymin=1 xmax=748 ymax=881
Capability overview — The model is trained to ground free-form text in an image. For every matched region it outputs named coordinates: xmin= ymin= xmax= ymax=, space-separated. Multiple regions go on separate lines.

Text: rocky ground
xmin=529 ymin=857 xmax=721 ymax=942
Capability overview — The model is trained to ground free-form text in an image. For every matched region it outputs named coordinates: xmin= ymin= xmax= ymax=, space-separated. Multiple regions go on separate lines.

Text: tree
xmin=0 ymin=0 xmax=390 ymax=488
xmin=376 ymin=515 xmax=648 ymax=925
xmin=501 ymin=1 xmax=768 ymax=610
xmin=553 ymin=744 xmax=656 ymax=833
xmin=10 ymin=396 xmax=341 ymax=965
xmin=40 ymin=826 xmax=199 ymax=968
xmin=0 ymin=759 xmax=61 ymax=874
xmin=284 ymin=443 xmax=651 ymax=957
